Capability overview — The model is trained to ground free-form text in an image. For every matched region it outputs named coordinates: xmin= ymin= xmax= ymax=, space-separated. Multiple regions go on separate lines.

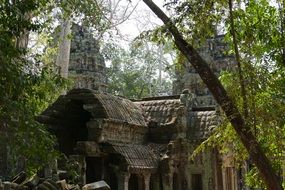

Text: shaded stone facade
xmin=173 ymin=35 xmax=236 ymax=107
xmin=69 ymin=25 xmax=107 ymax=91
xmin=38 ymin=88 xmax=223 ymax=190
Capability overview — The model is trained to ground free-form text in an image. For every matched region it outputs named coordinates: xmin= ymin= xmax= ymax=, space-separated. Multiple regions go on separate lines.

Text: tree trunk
xmin=142 ymin=0 xmax=283 ymax=190
xmin=16 ymin=12 xmax=32 ymax=49
xmin=56 ymin=18 xmax=71 ymax=79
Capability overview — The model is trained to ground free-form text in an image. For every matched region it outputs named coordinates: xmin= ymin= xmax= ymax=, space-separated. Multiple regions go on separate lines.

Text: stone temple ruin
xmin=173 ymin=35 xmax=236 ymax=107
xmin=37 ymin=88 xmax=221 ymax=190
xmin=0 ymin=24 xmax=241 ymax=190
xmin=69 ymin=24 xmax=108 ymax=92
xmin=36 ymin=26 xmax=240 ymax=190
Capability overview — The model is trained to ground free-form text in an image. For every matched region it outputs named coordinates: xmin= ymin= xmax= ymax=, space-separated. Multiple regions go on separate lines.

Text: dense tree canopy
xmin=143 ymin=0 xmax=284 ymax=189
xmin=0 ymin=0 xmax=147 ymax=177
xmin=103 ymin=39 xmax=174 ymax=99
xmin=0 ymin=0 xmax=284 ymax=188
xmin=0 ymin=0 xmax=66 ymax=176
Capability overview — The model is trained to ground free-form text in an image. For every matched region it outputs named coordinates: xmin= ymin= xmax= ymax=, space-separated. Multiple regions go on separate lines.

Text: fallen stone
xmin=0 ymin=180 xmax=3 ymax=190
xmin=3 ymin=182 xmax=19 ymax=190
xmin=11 ymin=172 xmax=27 ymax=184
xmin=37 ymin=180 xmax=59 ymax=190
xmin=66 ymin=184 xmax=80 ymax=190
xmin=82 ymin=181 xmax=110 ymax=190
xmin=22 ymin=174 xmax=40 ymax=188
xmin=56 ymin=180 xmax=67 ymax=190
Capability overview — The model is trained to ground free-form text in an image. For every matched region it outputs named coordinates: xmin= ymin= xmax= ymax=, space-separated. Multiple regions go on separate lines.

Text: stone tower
xmin=69 ymin=24 xmax=107 ymax=91
xmin=173 ymin=35 xmax=236 ymax=106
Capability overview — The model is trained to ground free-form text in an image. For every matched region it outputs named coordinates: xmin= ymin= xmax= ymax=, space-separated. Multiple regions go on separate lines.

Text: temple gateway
xmin=38 ymin=88 xmax=224 ymax=190
xmin=37 ymin=25 xmax=240 ymax=190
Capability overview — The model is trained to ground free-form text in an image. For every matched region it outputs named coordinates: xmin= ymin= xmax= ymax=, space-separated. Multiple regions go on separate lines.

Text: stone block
xmin=56 ymin=180 xmax=67 ymax=190
xmin=75 ymin=141 xmax=100 ymax=156
xmin=37 ymin=180 xmax=59 ymax=190
xmin=3 ymin=182 xmax=19 ymax=190
xmin=66 ymin=184 xmax=80 ymax=190
xmin=82 ymin=181 xmax=110 ymax=190
xmin=22 ymin=174 xmax=40 ymax=188
xmin=11 ymin=172 xmax=26 ymax=184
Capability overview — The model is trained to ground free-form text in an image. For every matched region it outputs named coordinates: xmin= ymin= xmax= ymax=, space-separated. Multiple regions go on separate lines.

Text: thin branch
xmin=228 ymin=0 xmax=249 ymax=119
xmin=142 ymin=0 xmax=283 ymax=189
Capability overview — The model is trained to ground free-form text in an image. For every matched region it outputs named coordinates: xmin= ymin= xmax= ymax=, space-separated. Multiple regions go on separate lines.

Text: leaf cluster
xmin=0 ymin=0 xmax=68 ymax=177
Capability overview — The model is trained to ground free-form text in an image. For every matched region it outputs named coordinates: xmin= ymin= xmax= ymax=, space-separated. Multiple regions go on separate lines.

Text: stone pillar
xmin=181 ymin=168 xmax=190 ymax=190
xmin=138 ymin=175 xmax=144 ymax=190
xmin=143 ymin=173 xmax=151 ymax=190
xmin=150 ymin=174 xmax=160 ymax=190
xmin=162 ymin=174 xmax=173 ymax=190
xmin=177 ymin=172 xmax=182 ymax=190
xmin=117 ymin=172 xmax=130 ymax=190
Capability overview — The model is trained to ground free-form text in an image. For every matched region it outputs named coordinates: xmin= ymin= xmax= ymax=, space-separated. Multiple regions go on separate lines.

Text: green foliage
xmin=225 ymin=0 xmax=283 ymax=65
xmin=0 ymin=0 xmax=68 ymax=177
xmin=102 ymin=40 xmax=174 ymax=99
xmin=219 ymin=65 xmax=285 ymax=188
xmin=162 ymin=0 xmax=285 ymax=188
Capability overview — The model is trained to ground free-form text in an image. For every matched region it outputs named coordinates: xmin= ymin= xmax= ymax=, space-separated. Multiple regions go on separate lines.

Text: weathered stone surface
xmin=66 ymin=184 xmax=80 ymax=190
xmin=82 ymin=181 xmax=110 ymax=190
xmin=3 ymin=182 xmax=20 ymax=190
xmin=75 ymin=141 xmax=100 ymax=156
xmin=69 ymin=24 xmax=107 ymax=92
xmin=22 ymin=174 xmax=40 ymax=188
xmin=37 ymin=180 xmax=59 ymax=190
xmin=56 ymin=180 xmax=67 ymax=190
xmin=173 ymin=35 xmax=236 ymax=100
xmin=11 ymin=172 xmax=26 ymax=184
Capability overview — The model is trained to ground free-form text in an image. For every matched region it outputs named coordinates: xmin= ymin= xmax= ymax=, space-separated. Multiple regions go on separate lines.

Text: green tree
xmin=0 ymin=0 xmax=68 ymax=177
xmin=220 ymin=0 xmax=285 ymax=188
xmin=103 ymin=40 xmax=173 ymax=99
xmin=143 ymin=0 xmax=284 ymax=189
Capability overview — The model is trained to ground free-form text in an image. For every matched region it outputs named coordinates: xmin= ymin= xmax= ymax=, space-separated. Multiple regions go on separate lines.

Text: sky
xmin=115 ymin=0 xmax=166 ymax=43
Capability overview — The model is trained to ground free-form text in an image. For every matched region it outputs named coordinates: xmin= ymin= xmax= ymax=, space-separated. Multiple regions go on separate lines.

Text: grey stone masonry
xmin=69 ymin=24 xmax=107 ymax=91
xmin=173 ymin=35 xmax=236 ymax=102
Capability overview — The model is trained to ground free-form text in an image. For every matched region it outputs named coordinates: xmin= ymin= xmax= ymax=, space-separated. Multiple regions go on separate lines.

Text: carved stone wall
xmin=173 ymin=35 xmax=236 ymax=106
xmin=87 ymin=119 xmax=147 ymax=144
xmin=69 ymin=24 xmax=107 ymax=91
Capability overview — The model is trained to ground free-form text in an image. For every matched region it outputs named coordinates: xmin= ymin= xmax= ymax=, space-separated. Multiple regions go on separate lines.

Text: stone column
xmin=138 ymin=175 xmax=144 ymax=190
xmin=117 ymin=172 xmax=130 ymax=190
xmin=177 ymin=172 xmax=183 ymax=190
xmin=162 ymin=174 xmax=173 ymax=190
xmin=150 ymin=174 xmax=160 ymax=190
xmin=143 ymin=173 xmax=151 ymax=190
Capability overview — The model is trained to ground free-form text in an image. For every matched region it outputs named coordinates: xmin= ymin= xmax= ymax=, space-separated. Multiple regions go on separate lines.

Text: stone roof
xmin=103 ymin=143 xmax=159 ymax=171
xmin=38 ymin=88 xmax=147 ymax=127
xmin=187 ymin=110 xmax=220 ymax=140
xmin=135 ymin=97 xmax=183 ymax=126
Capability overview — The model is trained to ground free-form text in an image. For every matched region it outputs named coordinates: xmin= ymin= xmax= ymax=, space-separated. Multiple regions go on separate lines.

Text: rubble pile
xmin=0 ymin=172 xmax=110 ymax=190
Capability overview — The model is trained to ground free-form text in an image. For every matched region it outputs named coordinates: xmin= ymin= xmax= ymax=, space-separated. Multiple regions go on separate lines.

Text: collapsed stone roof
xmin=187 ymin=110 xmax=220 ymax=140
xmin=38 ymin=88 xmax=221 ymax=171
xmin=103 ymin=143 xmax=159 ymax=172
xmin=38 ymin=88 xmax=147 ymax=127
xmin=134 ymin=96 xmax=183 ymax=127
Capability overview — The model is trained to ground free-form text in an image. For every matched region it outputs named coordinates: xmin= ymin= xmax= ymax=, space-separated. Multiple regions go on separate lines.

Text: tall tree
xmin=0 ymin=0 xmax=67 ymax=176
xmin=143 ymin=0 xmax=283 ymax=189
xmin=103 ymin=40 xmax=173 ymax=99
